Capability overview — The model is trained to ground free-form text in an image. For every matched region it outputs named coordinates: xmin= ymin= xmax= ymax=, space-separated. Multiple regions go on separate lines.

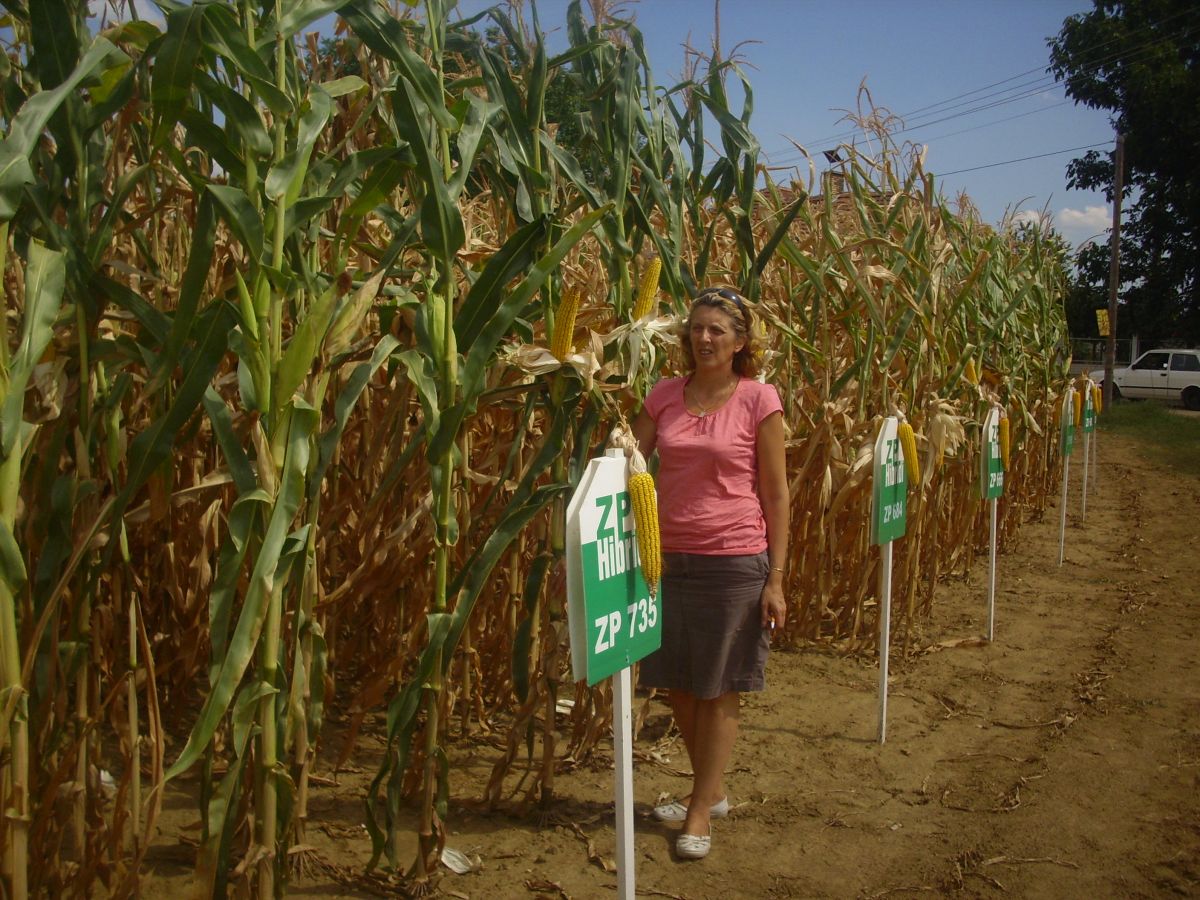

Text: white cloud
xmin=1056 ymin=204 xmax=1112 ymax=248
xmin=1058 ymin=205 xmax=1111 ymax=230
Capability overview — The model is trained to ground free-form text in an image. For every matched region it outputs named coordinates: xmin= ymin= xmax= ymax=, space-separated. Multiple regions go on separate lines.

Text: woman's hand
xmin=761 ymin=577 xmax=786 ymax=631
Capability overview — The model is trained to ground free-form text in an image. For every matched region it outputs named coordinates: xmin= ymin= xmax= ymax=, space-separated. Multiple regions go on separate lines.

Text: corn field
xmin=0 ymin=0 xmax=1071 ymax=895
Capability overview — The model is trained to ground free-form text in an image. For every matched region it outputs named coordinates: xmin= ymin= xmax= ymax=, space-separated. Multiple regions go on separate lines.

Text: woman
xmin=631 ymin=286 xmax=789 ymax=860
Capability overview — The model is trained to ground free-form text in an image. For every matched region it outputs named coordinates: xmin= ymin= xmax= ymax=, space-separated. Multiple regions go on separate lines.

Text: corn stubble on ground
xmin=139 ymin=432 xmax=1200 ymax=898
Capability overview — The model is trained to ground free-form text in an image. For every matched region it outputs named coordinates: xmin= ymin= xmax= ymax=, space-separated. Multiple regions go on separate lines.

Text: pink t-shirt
xmin=643 ymin=376 xmax=783 ymax=555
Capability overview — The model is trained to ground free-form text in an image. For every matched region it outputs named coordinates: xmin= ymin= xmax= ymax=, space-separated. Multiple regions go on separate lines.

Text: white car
xmin=1090 ymin=348 xmax=1200 ymax=411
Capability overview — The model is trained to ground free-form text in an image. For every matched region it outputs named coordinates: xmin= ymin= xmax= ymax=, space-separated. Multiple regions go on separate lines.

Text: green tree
xmin=1048 ymin=0 xmax=1200 ymax=343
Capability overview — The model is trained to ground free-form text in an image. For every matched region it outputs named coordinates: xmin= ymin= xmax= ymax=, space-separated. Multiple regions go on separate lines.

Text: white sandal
xmin=652 ymin=795 xmax=729 ymax=822
xmin=675 ymin=832 xmax=712 ymax=859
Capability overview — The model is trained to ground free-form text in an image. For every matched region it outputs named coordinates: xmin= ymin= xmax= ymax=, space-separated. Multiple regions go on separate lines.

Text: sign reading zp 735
xmin=566 ymin=451 xmax=662 ymax=686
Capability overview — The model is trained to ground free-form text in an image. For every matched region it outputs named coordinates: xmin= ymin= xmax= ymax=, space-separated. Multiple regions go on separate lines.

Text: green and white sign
xmin=566 ymin=449 xmax=661 ymax=686
xmin=980 ymin=407 xmax=1004 ymax=500
xmin=871 ymin=416 xmax=906 ymax=546
xmin=1082 ymin=382 xmax=1097 ymax=433
xmin=1061 ymin=390 xmax=1076 ymax=456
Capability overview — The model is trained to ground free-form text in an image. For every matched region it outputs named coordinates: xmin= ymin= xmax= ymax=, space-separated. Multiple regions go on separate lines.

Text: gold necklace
xmin=688 ymin=377 xmax=737 ymax=417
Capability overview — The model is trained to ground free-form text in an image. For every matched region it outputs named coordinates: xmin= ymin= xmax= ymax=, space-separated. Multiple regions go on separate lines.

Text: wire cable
xmin=935 ymin=140 xmax=1112 ymax=177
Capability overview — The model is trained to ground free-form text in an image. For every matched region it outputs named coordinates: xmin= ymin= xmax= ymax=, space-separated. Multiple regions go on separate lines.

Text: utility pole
xmin=1104 ymin=132 xmax=1124 ymax=408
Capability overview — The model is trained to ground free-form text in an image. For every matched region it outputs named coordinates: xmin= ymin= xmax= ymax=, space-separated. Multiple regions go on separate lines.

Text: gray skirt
xmin=638 ymin=551 xmax=771 ymax=700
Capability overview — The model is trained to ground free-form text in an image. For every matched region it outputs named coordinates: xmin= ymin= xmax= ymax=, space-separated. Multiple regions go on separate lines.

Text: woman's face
xmin=688 ymin=304 xmax=745 ymax=374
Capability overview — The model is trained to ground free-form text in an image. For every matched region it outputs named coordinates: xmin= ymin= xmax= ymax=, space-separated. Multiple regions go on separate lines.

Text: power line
xmin=761 ymin=13 xmax=1200 ymax=165
xmin=893 ymin=4 xmax=1198 ymax=122
xmin=935 ymin=140 xmax=1112 ymax=177
xmin=918 ymin=100 xmax=1072 ymax=144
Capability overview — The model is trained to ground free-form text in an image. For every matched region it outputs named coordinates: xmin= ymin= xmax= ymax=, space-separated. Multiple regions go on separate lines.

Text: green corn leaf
xmin=0 ymin=37 xmax=127 ymax=221
xmin=342 ymin=155 xmax=413 ymax=221
xmin=194 ymin=70 xmax=272 ymax=159
xmin=1 ymin=241 xmax=65 ymax=459
xmin=201 ymin=388 xmax=257 ymax=496
xmin=395 ymin=348 xmax=440 ymax=441
xmin=209 ymin=489 xmax=270 ymax=669
xmin=339 ymin=3 xmax=456 ymax=131
xmin=179 ymin=110 xmax=243 ymax=177
xmin=272 ymin=0 xmax=346 ymax=42
xmin=167 ymin=400 xmax=319 ymax=781
xmin=112 ymin=301 xmax=235 ymax=544
xmin=265 ymin=88 xmax=332 ymax=206
xmin=200 ymin=5 xmax=291 ymax=115
xmin=390 ymin=78 xmax=464 ymax=269
xmin=0 ymin=521 xmax=27 ymax=590
xmin=273 ymin=281 xmax=339 ymax=410
xmin=206 ymin=184 xmax=263 ymax=263
xmin=881 ymin=307 xmax=918 ymax=370
xmin=29 ymin=0 xmax=80 ymax=90
xmin=150 ymin=4 xmax=208 ymax=146
xmin=320 ymin=75 xmax=368 ymax=98
xmin=754 ymin=194 xmax=806 ymax=277
xmin=364 ymin=611 xmax=452 ymax=871
xmin=448 ymin=92 xmax=501 ymax=200
xmin=311 ymin=335 xmax=400 ymax=496
xmin=460 ymin=204 xmax=609 ymax=398
xmin=453 ymin=214 xmax=550 ymax=351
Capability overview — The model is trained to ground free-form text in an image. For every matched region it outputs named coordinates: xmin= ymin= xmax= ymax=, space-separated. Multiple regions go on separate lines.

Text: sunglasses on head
xmin=695 ymin=287 xmax=748 ymax=316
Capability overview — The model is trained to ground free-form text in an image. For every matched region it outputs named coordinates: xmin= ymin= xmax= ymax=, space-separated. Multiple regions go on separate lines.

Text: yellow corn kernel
xmin=898 ymin=420 xmax=920 ymax=486
xmin=550 ymin=287 xmax=580 ymax=362
xmin=1073 ymin=389 xmax=1083 ymax=428
xmin=998 ymin=416 xmax=1011 ymax=471
xmin=632 ymin=257 xmax=662 ymax=321
xmin=628 ymin=470 xmax=661 ymax=597
xmin=964 ymin=358 xmax=979 ymax=386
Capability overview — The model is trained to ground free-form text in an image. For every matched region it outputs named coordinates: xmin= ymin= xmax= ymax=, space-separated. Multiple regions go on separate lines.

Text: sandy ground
xmin=143 ymin=429 xmax=1200 ymax=899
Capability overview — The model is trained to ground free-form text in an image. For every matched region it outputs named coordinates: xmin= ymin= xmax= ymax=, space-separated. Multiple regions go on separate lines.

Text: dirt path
xmin=143 ymin=431 xmax=1200 ymax=898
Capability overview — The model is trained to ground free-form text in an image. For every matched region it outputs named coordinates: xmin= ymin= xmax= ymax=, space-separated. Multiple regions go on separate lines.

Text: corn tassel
xmin=998 ymin=416 xmax=1010 ymax=471
xmin=550 ymin=287 xmax=580 ymax=361
xmin=632 ymin=257 xmax=662 ymax=320
xmin=897 ymin=420 xmax=920 ymax=486
xmin=1073 ymin=389 xmax=1083 ymax=427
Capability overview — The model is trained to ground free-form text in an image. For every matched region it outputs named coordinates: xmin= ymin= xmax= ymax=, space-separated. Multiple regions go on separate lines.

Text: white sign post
xmin=870 ymin=417 xmax=906 ymax=744
xmin=1081 ymin=382 xmax=1097 ymax=521
xmin=1058 ymin=389 xmax=1076 ymax=567
xmin=566 ymin=448 xmax=661 ymax=900
xmin=979 ymin=407 xmax=1004 ymax=641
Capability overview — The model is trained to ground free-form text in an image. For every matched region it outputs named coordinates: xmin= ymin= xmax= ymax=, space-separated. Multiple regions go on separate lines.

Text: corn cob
xmin=998 ymin=415 xmax=1010 ymax=471
xmin=897 ymin=420 xmax=920 ymax=486
xmin=628 ymin=470 xmax=661 ymax=598
xmin=1073 ymin=389 xmax=1083 ymax=427
xmin=624 ymin=430 xmax=661 ymax=598
xmin=632 ymin=257 xmax=662 ymax=320
xmin=550 ymin=287 xmax=580 ymax=361
xmin=1092 ymin=383 xmax=1102 ymax=415
xmin=964 ymin=358 xmax=979 ymax=386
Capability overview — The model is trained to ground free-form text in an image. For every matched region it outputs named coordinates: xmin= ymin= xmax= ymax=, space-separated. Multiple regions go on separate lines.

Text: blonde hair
xmin=679 ymin=286 xmax=766 ymax=378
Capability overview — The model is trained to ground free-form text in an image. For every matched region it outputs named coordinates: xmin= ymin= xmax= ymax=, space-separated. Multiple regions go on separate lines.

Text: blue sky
xmin=93 ymin=0 xmax=1117 ymax=246
xmin=470 ymin=0 xmax=1116 ymax=247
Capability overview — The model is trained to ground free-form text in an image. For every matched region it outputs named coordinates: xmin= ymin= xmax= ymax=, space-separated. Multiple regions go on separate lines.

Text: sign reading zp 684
xmin=980 ymin=407 xmax=1004 ymax=500
xmin=566 ymin=451 xmax=661 ymax=686
xmin=871 ymin=417 xmax=906 ymax=546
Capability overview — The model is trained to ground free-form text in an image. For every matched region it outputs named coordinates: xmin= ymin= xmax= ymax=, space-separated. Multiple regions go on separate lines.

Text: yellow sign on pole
xmin=1096 ymin=308 xmax=1110 ymax=336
